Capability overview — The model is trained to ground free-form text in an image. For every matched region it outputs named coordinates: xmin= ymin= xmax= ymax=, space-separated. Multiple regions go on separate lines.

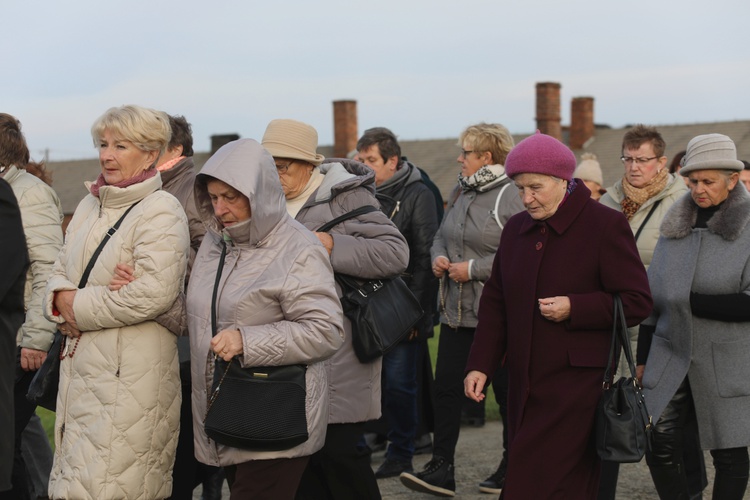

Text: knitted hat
xmin=505 ymin=131 xmax=577 ymax=181
xmin=680 ymin=133 xmax=743 ymax=176
xmin=261 ymin=119 xmax=325 ymax=166
xmin=574 ymin=153 xmax=604 ymax=185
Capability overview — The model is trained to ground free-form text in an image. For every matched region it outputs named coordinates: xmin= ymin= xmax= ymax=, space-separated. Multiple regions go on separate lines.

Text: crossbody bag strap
xmin=315 ymin=205 xmax=379 ymax=232
xmin=78 ymin=201 xmax=140 ymax=288
xmin=210 ymin=241 xmax=227 ymax=337
xmin=633 ymin=199 xmax=662 ymax=242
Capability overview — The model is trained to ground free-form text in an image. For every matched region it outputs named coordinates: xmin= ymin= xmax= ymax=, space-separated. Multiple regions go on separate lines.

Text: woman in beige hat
xmin=573 ymin=153 xmax=606 ymax=201
xmin=262 ymin=119 xmax=409 ymax=500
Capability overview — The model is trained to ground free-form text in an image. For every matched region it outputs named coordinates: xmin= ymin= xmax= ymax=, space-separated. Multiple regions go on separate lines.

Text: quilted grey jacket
xmin=44 ymin=173 xmax=189 ymax=500
xmin=187 ymin=139 xmax=344 ymax=465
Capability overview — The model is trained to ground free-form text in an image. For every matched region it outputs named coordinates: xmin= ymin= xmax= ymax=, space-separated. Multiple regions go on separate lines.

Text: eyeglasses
xmin=460 ymin=150 xmax=474 ymax=158
xmin=275 ymin=160 xmax=295 ymax=174
xmin=620 ymin=156 xmax=659 ymax=166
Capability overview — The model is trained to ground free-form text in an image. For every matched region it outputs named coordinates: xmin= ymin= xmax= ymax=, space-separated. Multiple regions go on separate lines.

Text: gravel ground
xmin=197 ymin=420 xmax=749 ymax=498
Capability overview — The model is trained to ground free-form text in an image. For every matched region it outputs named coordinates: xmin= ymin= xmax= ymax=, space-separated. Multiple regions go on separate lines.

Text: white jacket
xmin=44 ymin=173 xmax=189 ymax=500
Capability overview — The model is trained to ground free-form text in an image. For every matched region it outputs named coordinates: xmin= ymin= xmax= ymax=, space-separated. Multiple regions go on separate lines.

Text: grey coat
xmin=431 ymin=176 xmax=524 ymax=328
xmin=642 ymin=185 xmax=750 ymax=449
xmin=295 ymin=158 xmax=409 ymax=424
xmin=187 ymin=139 xmax=344 ymax=465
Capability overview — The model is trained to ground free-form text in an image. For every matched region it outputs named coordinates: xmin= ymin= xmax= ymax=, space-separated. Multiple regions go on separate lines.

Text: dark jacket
xmin=467 ymin=182 xmax=652 ymax=499
xmin=376 ymin=161 xmax=439 ymax=337
xmin=0 ymin=178 xmax=28 ymax=491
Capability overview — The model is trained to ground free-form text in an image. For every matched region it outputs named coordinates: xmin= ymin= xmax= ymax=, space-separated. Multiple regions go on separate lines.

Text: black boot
xmin=201 ymin=468 xmax=225 ymax=500
xmin=648 ymin=463 xmax=689 ymax=500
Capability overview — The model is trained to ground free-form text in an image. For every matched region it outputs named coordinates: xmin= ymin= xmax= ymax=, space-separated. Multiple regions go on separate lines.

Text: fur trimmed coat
xmin=641 ymin=184 xmax=750 ymax=449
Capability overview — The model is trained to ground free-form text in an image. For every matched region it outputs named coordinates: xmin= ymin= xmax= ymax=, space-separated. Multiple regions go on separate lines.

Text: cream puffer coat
xmin=44 ymin=173 xmax=189 ymax=500
xmin=187 ymin=139 xmax=344 ymax=466
xmin=4 ymin=165 xmax=63 ymax=351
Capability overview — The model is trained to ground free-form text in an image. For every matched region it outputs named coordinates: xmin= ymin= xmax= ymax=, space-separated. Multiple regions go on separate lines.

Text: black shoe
xmin=478 ymin=458 xmax=507 ymax=494
xmin=400 ymin=456 xmax=455 ymax=497
xmin=414 ymin=433 xmax=433 ymax=455
xmin=375 ymin=458 xmax=413 ymax=479
xmin=201 ymin=467 xmax=225 ymax=500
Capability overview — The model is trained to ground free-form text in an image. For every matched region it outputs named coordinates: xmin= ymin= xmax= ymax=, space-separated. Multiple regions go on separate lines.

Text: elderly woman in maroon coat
xmin=464 ymin=132 xmax=653 ymax=499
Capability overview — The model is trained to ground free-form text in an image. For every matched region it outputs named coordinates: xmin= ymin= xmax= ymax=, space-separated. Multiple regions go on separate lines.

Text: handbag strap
xmin=603 ymin=294 xmax=638 ymax=387
xmin=78 ymin=201 xmax=140 ymax=288
xmin=315 ymin=205 xmax=380 ymax=232
xmin=210 ymin=240 xmax=227 ymax=338
xmin=633 ymin=199 xmax=661 ymax=242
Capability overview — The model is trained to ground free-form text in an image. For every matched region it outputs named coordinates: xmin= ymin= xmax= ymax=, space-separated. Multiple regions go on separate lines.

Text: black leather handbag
xmin=317 ymin=206 xmax=424 ymax=363
xmin=26 ymin=202 xmax=140 ymax=412
xmin=203 ymin=241 xmax=309 ymax=451
xmin=595 ymin=294 xmax=653 ymax=463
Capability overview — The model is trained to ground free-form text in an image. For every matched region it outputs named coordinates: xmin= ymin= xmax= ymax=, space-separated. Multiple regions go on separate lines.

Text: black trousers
xmin=647 ymin=378 xmax=749 ymax=500
xmin=296 ymin=422 xmax=381 ymax=500
xmin=12 ymin=350 xmax=36 ymax=500
xmin=225 ymin=456 xmax=308 ymax=500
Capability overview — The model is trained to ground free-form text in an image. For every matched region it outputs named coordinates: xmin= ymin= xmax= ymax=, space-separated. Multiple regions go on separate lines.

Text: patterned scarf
xmin=89 ymin=168 xmax=158 ymax=198
xmin=458 ymin=164 xmax=507 ymax=193
xmin=620 ymin=168 xmax=668 ymax=220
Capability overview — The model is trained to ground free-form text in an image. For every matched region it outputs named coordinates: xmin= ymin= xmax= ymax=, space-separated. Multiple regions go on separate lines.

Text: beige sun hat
xmin=261 ymin=119 xmax=325 ymax=166
xmin=679 ymin=133 xmax=743 ymax=176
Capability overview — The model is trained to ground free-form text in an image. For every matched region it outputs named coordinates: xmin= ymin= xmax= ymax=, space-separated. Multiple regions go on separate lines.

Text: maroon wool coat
xmin=466 ymin=182 xmax=652 ymax=499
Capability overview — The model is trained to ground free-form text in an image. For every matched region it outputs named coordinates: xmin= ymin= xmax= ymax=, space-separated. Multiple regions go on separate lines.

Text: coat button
xmin=535 ymin=242 xmax=542 ymax=250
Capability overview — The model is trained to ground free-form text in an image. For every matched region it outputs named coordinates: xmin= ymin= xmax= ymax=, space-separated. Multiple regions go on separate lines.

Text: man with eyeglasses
xmin=599 ymin=124 xmax=701 ymax=500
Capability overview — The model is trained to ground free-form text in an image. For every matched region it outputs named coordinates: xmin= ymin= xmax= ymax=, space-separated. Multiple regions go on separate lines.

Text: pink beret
xmin=505 ymin=131 xmax=577 ymax=181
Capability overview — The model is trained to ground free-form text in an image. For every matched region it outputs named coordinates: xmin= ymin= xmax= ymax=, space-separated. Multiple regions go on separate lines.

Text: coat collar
xmin=518 ymin=180 xmax=592 ymax=235
xmin=660 ymin=185 xmax=750 ymax=241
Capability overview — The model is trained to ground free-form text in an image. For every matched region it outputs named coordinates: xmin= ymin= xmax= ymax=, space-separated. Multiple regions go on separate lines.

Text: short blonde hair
xmin=459 ymin=123 xmax=515 ymax=165
xmin=91 ymin=105 xmax=171 ymax=161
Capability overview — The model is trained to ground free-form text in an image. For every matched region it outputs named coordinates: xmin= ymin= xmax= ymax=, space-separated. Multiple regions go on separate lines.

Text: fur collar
xmin=661 ymin=185 xmax=750 ymax=241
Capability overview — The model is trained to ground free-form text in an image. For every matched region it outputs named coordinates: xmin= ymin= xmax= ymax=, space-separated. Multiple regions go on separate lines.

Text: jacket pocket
xmin=712 ymin=339 xmax=750 ymax=398
xmin=642 ymin=335 xmax=672 ymax=390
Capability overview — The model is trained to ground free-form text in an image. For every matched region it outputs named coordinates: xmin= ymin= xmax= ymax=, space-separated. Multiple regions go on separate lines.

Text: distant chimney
xmin=210 ymin=134 xmax=240 ymax=155
xmin=569 ymin=97 xmax=595 ymax=150
xmin=535 ymin=82 xmax=562 ymax=141
xmin=333 ymin=100 xmax=358 ymax=158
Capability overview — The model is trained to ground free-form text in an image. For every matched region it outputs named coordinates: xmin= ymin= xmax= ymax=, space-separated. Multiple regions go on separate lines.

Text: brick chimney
xmin=569 ymin=97 xmax=595 ymax=150
xmin=210 ymin=134 xmax=240 ymax=155
xmin=535 ymin=82 xmax=562 ymax=140
xmin=333 ymin=100 xmax=358 ymax=158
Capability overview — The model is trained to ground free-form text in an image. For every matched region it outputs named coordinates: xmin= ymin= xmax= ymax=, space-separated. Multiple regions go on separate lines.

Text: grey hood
xmin=195 ymin=139 xmax=287 ymax=245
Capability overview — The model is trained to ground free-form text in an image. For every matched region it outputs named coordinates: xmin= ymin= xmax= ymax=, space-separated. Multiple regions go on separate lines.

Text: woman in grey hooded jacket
xmin=186 ymin=138 xmax=344 ymax=499
xmin=262 ymin=119 xmax=409 ymax=500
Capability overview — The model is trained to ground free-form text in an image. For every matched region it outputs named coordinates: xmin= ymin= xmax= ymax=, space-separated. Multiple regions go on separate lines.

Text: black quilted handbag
xmin=595 ymin=294 xmax=653 ymax=463
xmin=202 ymin=241 xmax=308 ymax=451
xmin=204 ymin=359 xmax=308 ymax=450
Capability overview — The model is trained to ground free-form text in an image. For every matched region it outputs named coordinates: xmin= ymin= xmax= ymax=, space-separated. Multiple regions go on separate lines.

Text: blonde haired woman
xmin=44 ymin=105 xmax=189 ymax=499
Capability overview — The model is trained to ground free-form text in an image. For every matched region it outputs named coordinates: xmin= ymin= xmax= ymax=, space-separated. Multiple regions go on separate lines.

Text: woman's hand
xmin=20 ymin=348 xmax=47 ymax=372
xmin=447 ymin=261 xmax=470 ymax=283
xmin=109 ymin=263 xmax=135 ymax=291
xmin=636 ymin=364 xmax=645 ymax=387
xmin=54 ymin=290 xmax=80 ymax=336
xmin=432 ymin=256 xmax=450 ymax=278
xmin=210 ymin=329 xmax=244 ymax=362
xmin=314 ymin=232 xmax=334 ymax=255
xmin=538 ymin=296 xmax=571 ymax=322
xmin=464 ymin=370 xmax=488 ymax=402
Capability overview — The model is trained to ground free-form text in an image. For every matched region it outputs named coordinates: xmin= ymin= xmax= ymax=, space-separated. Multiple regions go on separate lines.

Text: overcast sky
xmin=4 ymin=0 xmax=748 ymax=161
